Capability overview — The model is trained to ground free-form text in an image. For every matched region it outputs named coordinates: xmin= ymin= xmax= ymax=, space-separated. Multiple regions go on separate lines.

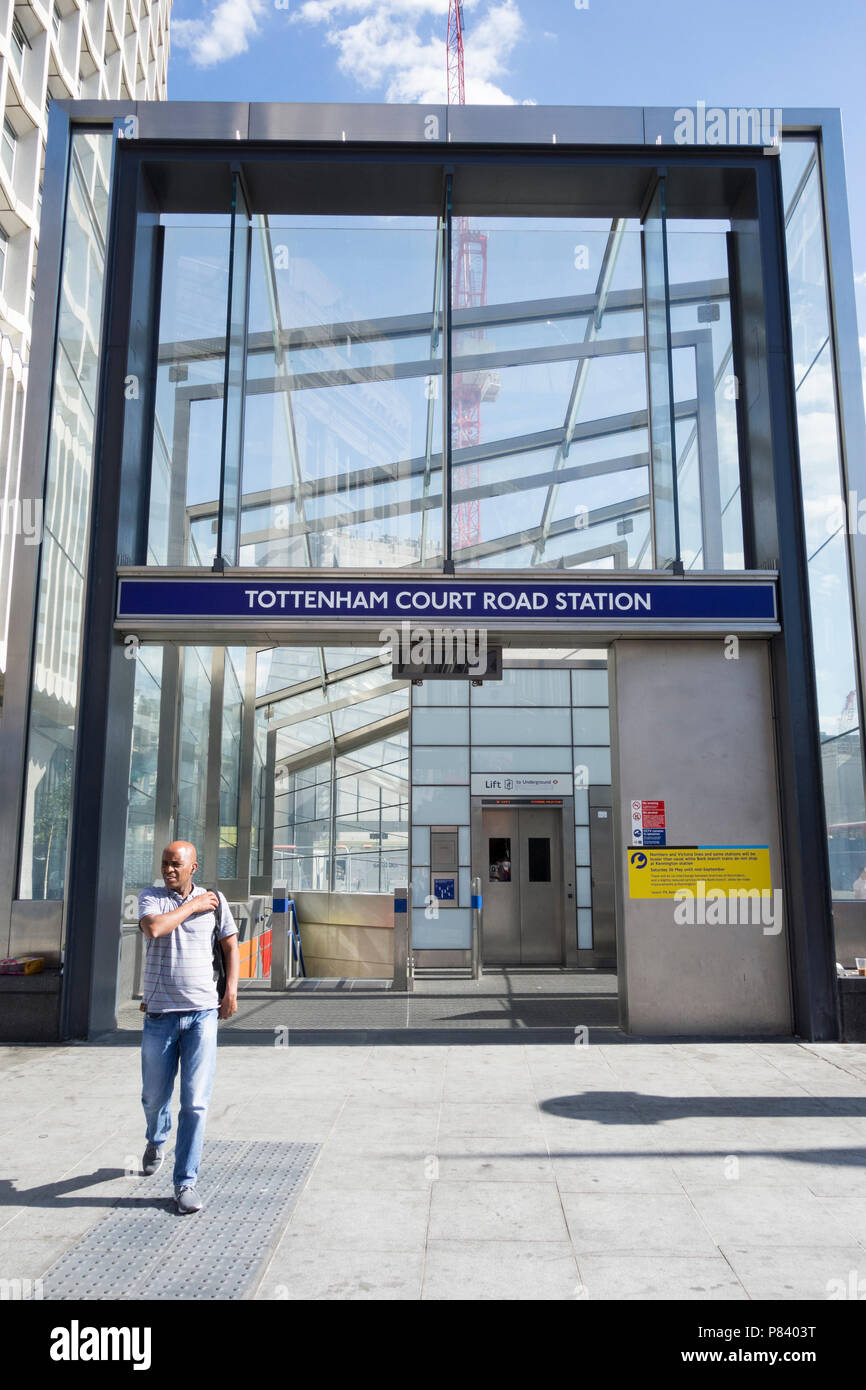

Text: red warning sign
xmin=630 ymin=799 xmax=666 ymax=845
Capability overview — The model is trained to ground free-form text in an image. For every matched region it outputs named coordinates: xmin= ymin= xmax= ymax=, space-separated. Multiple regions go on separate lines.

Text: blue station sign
xmin=116 ymin=576 xmax=778 ymax=625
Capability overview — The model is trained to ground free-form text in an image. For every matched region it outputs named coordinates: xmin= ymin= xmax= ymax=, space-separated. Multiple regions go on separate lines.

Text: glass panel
xmin=412 ymin=745 xmax=470 ymax=785
xmin=643 ymin=179 xmax=680 ymax=570
xmin=261 ymin=644 xmax=409 ymax=892
xmin=527 ymin=837 xmax=551 ymax=882
xmin=489 ymin=838 xmax=512 ymax=881
xmin=251 ymin=703 xmax=267 ymax=878
xmin=257 ymin=646 xmax=321 ymax=696
xmin=471 ymin=747 xmax=573 ymax=774
xmin=573 ymin=747 xmax=612 ymax=783
xmin=666 ymin=221 xmax=743 ymax=570
xmin=218 ymin=177 xmax=251 ymax=566
xmin=18 ymin=130 xmax=113 ymax=900
xmin=122 ymin=647 xmax=163 ymax=908
xmin=146 ymin=216 xmax=232 ymax=566
xmin=2 ymin=120 xmax=16 ymax=180
xmin=470 ymin=667 xmax=570 ymax=706
xmin=781 ymin=141 xmax=866 ymax=906
xmin=240 ymin=215 xmax=443 ymax=568
xmin=175 ymin=647 xmax=212 ymax=878
xmin=470 ymin=707 xmax=572 ymax=745
xmin=570 ymin=707 xmax=611 ymax=744
xmin=218 ymin=647 xmax=244 ymax=878
xmin=451 ymin=218 xmax=651 ymax=571
xmin=571 ymin=668 xmax=609 ymax=705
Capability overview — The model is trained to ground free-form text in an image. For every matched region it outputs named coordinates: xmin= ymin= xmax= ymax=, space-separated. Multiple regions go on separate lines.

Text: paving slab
xmin=422 ymin=1239 xmax=580 ymax=1300
xmin=256 ymin=1243 xmax=425 ymax=1300
xmin=720 ymin=1244 xmax=866 ymax=1300
xmin=576 ymin=1253 xmax=748 ymax=1300
xmin=428 ymin=1180 xmax=571 ymax=1243
xmin=560 ymin=1191 xmax=719 ymax=1256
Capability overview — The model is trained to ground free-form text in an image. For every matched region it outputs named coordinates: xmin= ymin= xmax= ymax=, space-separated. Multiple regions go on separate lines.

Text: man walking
xmin=138 ymin=841 xmax=239 ymax=1214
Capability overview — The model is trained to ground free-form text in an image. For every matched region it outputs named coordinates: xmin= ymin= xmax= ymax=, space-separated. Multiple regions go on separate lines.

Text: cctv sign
xmin=631 ymin=798 xmax=666 ymax=846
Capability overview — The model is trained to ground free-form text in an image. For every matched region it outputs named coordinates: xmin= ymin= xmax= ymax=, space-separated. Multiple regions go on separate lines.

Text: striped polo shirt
xmin=138 ymin=883 xmax=238 ymax=1012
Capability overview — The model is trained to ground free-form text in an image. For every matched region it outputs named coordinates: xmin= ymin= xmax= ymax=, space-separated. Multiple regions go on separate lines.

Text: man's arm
xmin=219 ymin=934 xmax=240 ymax=1019
xmin=140 ymin=891 xmax=220 ymax=940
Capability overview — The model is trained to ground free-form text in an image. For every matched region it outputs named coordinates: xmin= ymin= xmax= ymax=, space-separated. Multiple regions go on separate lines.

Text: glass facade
xmin=146 ymin=216 xmax=232 ymax=567
xmin=260 ymin=646 xmax=409 ymax=893
xmin=140 ymin=203 xmax=745 ymax=577
xmin=780 ymin=139 xmax=866 ymax=900
xmin=18 ymin=128 xmax=112 ymax=900
xmin=123 ymin=645 xmax=163 ymax=908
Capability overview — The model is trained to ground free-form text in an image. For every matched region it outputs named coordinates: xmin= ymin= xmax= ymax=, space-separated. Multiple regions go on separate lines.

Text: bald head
xmin=161 ymin=841 xmax=198 ymax=897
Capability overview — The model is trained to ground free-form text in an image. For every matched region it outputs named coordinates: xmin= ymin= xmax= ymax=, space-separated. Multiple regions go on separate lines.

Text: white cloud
xmin=173 ymin=0 xmax=269 ymax=68
xmin=293 ymin=0 xmax=528 ymax=105
xmin=860 ymin=334 xmax=866 ymax=408
xmin=855 ymin=270 xmax=866 ymax=286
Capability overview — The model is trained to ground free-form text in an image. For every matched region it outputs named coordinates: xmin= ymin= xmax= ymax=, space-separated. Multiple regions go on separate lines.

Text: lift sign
xmin=627 ymin=846 xmax=772 ymax=899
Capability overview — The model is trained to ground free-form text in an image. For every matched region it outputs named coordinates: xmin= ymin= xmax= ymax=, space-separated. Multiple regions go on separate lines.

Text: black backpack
xmin=211 ymin=899 xmax=227 ymax=1001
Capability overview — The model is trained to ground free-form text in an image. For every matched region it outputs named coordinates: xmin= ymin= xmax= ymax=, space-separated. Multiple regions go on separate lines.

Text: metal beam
xmin=154 ymin=277 xmax=732 ymax=364
xmin=455 ymin=493 xmax=651 ymax=565
xmin=274 ymin=711 xmax=410 ymax=778
xmin=268 ymin=679 xmax=406 ymax=733
xmin=233 ymin=449 xmax=650 ymax=544
xmin=254 ymin=656 xmax=385 ymax=709
xmin=177 ymin=330 xmax=650 ymax=400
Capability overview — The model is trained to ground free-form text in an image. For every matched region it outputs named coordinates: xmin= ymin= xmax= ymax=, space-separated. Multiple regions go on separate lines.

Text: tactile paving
xmin=40 ymin=1140 xmax=320 ymax=1300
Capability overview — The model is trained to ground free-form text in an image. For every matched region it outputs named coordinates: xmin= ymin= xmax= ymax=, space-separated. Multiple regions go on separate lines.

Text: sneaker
xmin=175 ymin=1185 xmax=202 ymax=1214
xmin=141 ymin=1144 xmax=164 ymax=1176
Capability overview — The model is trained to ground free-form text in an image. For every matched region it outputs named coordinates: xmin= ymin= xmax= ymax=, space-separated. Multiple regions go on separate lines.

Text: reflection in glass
xmin=218 ymin=648 xmax=244 ymax=878
xmin=452 ymin=219 xmax=654 ymax=571
xmin=146 ymin=217 xmax=231 ymax=566
xmin=666 ymin=221 xmax=742 ymax=570
xmin=175 ymin=648 xmax=212 ymax=879
xmin=260 ymin=646 xmax=409 ymax=892
xmin=19 ymin=130 xmax=113 ymax=900
xmin=140 ymin=201 xmax=750 ymax=575
xmin=528 ymin=837 xmax=551 ymax=882
xmin=240 ymin=216 xmax=443 ymax=569
xmin=489 ymin=838 xmax=512 ymax=882
xmin=781 ymin=139 xmax=866 ymax=900
xmin=123 ymin=648 xmax=163 ymax=906
xmin=218 ymin=178 xmax=251 ymax=566
xmin=643 ymin=181 xmax=680 ymax=570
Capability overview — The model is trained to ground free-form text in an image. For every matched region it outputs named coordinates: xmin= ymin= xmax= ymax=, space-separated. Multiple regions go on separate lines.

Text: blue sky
xmin=167 ymin=0 xmax=866 ymax=365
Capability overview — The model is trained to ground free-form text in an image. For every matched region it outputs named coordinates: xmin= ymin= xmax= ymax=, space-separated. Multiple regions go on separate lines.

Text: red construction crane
xmin=446 ymin=0 xmax=466 ymax=106
xmin=446 ymin=1 xmax=498 ymax=557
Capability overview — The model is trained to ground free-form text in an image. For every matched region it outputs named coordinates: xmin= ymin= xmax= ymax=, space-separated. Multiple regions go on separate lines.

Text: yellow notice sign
xmin=627 ymin=846 xmax=772 ymax=900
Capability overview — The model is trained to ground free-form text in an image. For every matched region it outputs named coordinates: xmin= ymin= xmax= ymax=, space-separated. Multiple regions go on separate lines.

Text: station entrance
xmin=3 ymin=122 xmax=848 ymax=1044
xmin=118 ymin=635 xmax=617 ymax=1013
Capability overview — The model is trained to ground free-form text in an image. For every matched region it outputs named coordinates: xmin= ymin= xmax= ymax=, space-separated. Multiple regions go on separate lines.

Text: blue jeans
xmin=141 ymin=1008 xmax=218 ymax=1190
